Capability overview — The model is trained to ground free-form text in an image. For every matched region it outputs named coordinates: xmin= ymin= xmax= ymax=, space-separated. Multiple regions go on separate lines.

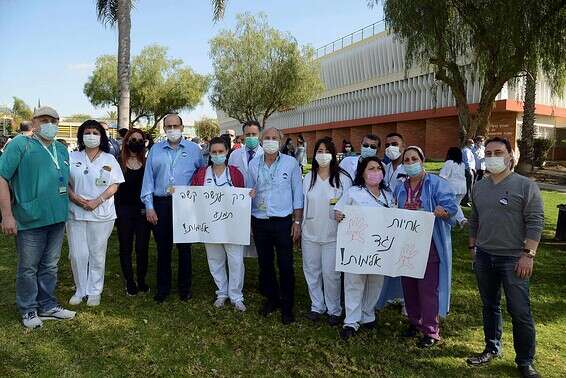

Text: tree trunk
xmin=117 ymin=0 xmax=131 ymax=131
xmin=521 ymin=61 xmax=537 ymax=171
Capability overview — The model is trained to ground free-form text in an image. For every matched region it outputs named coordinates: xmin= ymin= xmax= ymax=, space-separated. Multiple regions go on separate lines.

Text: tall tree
xmin=84 ymin=45 xmax=209 ymax=128
xmin=95 ymin=0 xmax=228 ymax=130
xmin=209 ymin=13 xmax=324 ymax=128
xmin=519 ymin=2 xmax=566 ymax=170
xmin=372 ymin=0 xmax=566 ymax=143
xmin=96 ymin=0 xmax=132 ymax=131
xmin=194 ymin=117 xmax=221 ymax=141
xmin=10 ymin=97 xmax=33 ymax=133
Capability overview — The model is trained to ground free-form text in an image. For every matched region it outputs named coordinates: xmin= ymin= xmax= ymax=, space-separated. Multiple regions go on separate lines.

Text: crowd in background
xmin=0 ymin=106 xmax=544 ymax=378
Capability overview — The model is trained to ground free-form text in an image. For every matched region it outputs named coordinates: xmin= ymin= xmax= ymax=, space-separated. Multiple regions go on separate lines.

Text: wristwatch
xmin=294 ymin=220 xmax=301 ymax=225
xmin=523 ymin=248 xmax=536 ymax=258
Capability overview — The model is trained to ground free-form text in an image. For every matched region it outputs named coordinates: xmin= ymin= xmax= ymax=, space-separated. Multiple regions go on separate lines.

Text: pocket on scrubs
xmin=14 ymin=198 xmax=42 ymax=223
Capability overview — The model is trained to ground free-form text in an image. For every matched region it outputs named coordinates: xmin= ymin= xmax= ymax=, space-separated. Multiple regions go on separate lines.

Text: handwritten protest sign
xmin=336 ymin=206 xmax=435 ymax=279
xmin=173 ymin=186 xmax=251 ymax=245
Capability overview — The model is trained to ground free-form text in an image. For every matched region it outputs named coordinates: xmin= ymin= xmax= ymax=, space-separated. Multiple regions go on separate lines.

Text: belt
xmin=252 ymin=215 xmax=292 ymax=221
xmin=153 ymin=195 xmax=172 ymax=202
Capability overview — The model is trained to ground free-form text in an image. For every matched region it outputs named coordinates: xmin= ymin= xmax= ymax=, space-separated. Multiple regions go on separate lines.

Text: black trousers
xmin=152 ymin=196 xmax=192 ymax=296
xmin=116 ymin=205 xmax=151 ymax=286
xmin=476 ymin=169 xmax=484 ymax=182
xmin=462 ymin=169 xmax=475 ymax=205
xmin=252 ymin=216 xmax=295 ymax=314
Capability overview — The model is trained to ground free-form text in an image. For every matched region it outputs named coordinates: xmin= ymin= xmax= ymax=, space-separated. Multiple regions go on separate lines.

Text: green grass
xmin=0 ymin=191 xmax=565 ymax=377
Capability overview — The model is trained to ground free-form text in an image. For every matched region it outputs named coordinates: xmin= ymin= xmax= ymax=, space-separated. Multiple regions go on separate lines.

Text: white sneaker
xmin=69 ymin=295 xmax=83 ymax=305
xmin=38 ymin=306 xmax=76 ymax=320
xmin=234 ymin=301 xmax=246 ymax=312
xmin=213 ymin=297 xmax=227 ymax=308
xmin=22 ymin=311 xmax=43 ymax=329
xmin=86 ymin=295 xmax=101 ymax=307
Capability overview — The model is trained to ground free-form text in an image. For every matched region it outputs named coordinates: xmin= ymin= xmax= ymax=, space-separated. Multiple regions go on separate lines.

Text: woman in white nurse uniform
xmin=67 ymin=120 xmax=124 ymax=306
xmin=334 ymin=155 xmax=393 ymax=340
xmin=301 ymin=137 xmax=351 ymax=326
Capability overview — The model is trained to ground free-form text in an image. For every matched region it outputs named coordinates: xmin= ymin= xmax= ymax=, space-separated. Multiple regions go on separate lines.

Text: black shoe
xmin=126 ymin=281 xmax=138 ymax=296
xmin=361 ymin=321 xmax=376 ymax=330
xmin=281 ymin=313 xmax=295 ymax=325
xmin=179 ymin=291 xmax=192 ymax=302
xmin=418 ymin=336 xmax=439 ymax=348
xmin=340 ymin=326 xmax=356 ymax=341
xmin=518 ymin=365 xmax=540 ymax=378
xmin=305 ymin=311 xmax=322 ymax=321
xmin=401 ymin=324 xmax=419 ymax=338
xmin=154 ymin=293 xmax=167 ymax=303
xmin=328 ymin=315 xmax=342 ymax=327
xmin=466 ymin=350 xmax=502 ymax=366
xmin=260 ymin=301 xmax=279 ymax=317
xmin=138 ymin=282 xmax=150 ymax=293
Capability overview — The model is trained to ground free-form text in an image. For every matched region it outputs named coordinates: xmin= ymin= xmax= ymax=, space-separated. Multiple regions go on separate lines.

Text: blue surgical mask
xmin=404 ymin=162 xmax=422 ymax=177
xmin=361 ymin=146 xmax=376 ymax=158
xmin=211 ymin=154 xmax=227 ymax=166
xmin=38 ymin=123 xmax=58 ymax=141
xmin=245 ymin=136 xmax=259 ymax=150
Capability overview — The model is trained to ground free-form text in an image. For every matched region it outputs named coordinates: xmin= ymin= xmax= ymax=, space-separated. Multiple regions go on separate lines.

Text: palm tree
xmin=96 ymin=0 xmax=228 ymax=131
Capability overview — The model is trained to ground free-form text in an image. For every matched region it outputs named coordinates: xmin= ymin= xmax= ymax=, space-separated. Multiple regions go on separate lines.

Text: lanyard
xmin=364 ymin=187 xmax=390 ymax=208
xmin=167 ymin=146 xmax=183 ymax=182
xmin=212 ymin=167 xmax=233 ymax=187
xmin=38 ymin=139 xmax=60 ymax=171
xmin=406 ymin=176 xmax=424 ymax=205
xmin=258 ymin=155 xmax=280 ymax=188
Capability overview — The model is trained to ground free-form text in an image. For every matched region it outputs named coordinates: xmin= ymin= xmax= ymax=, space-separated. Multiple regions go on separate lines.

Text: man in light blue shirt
xmin=141 ymin=114 xmax=204 ymax=303
xmin=461 ymin=138 xmax=476 ymax=206
xmin=247 ymin=127 xmax=303 ymax=324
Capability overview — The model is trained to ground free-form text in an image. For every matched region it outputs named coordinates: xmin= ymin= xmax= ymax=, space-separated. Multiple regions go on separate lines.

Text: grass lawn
xmin=0 ymin=191 xmax=565 ymax=377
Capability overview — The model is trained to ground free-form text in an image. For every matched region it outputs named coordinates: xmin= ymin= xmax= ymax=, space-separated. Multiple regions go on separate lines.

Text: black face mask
xmin=128 ymin=139 xmax=145 ymax=153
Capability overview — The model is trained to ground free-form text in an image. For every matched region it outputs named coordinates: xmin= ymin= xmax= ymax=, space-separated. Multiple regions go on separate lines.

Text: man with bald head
xmin=247 ymin=127 xmax=304 ymax=324
xmin=141 ymin=113 xmax=204 ymax=303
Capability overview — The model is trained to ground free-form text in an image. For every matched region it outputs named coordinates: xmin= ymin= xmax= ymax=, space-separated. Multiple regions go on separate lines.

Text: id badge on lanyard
xmin=40 ymin=140 xmax=66 ymax=195
xmin=167 ymin=148 xmax=182 ymax=194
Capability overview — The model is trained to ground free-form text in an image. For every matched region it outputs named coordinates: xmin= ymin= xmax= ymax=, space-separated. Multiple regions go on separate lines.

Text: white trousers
xmin=301 ymin=239 xmax=342 ymax=316
xmin=344 ymin=272 xmax=384 ymax=330
xmin=67 ymin=219 xmax=114 ymax=297
xmin=204 ymin=243 xmax=245 ymax=303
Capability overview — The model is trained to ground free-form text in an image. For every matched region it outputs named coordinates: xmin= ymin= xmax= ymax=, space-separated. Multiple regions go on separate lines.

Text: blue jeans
xmin=474 ymin=249 xmax=536 ymax=366
xmin=15 ymin=222 xmax=65 ymax=315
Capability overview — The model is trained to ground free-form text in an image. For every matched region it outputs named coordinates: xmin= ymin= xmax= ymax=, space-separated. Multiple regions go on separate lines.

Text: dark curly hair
xmin=353 ymin=156 xmax=387 ymax=191
xmin=77 ymin=119 xmax=110 ymax=153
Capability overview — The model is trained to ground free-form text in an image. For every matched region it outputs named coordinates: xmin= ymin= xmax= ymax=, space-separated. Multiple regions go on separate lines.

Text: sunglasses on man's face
xmin=362 ymin=143 xmax=378 ymax=150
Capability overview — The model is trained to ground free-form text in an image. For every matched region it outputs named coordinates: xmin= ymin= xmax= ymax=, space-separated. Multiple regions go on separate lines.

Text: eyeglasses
xmin=362 ymin=143 xmax=378 ymax=150
xmin=385 ymin=142 xmax=399 ymax=148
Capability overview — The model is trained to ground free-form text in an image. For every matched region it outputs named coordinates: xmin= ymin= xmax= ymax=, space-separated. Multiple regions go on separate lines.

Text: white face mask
xmin=262 ymin=140 xmax=280 ymax=154
xmin=83 ymin=134 xmax=101 ymax=148
xmin=385 ymin=145 xmax=401 ymax=160
xmin=315 ymin=153 xmax=332 ymax=167
xmin=166 ymin=129 xmax=182 ymax=143
xmin=485 ymin=156 xmax=507 ymax=174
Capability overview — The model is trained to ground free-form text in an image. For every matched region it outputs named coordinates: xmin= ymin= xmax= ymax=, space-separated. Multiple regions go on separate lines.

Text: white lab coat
xmin=335 ymin=186 xmax=392 ymax=330
xmin=301 ymin=172 xmax=352 ymax=316
xmin=228 ymin=146 xmax=263 ymax=258
xmin=439 ymin=160 xmax=467 ymax=223
xmin=384 ymin=162 xmax=406 ymax=194
xmin=338 ymin=155 xmax=361 ymax=182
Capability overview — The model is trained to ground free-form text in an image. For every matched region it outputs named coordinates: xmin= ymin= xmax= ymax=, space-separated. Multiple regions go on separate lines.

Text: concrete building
xmin=219 ymin=20 xmax=566 ymax=160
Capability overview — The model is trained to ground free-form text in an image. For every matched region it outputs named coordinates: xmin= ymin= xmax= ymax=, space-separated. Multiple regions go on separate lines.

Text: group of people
xmin=0 ymin=106 xmax=544 ymax=378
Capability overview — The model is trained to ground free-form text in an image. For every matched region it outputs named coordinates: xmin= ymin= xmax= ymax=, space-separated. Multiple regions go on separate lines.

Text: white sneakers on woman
xmin=69 ymin=295 xmax=83 ymax=305
xmin=86 ymin=295 xmax=101 ymax=307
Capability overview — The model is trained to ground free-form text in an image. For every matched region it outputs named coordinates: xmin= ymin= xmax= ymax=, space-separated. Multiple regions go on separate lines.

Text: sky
xmin=0 ymin=0 xmax=383 ymax=124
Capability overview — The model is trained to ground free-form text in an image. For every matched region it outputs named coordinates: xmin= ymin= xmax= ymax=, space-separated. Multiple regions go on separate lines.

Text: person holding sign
xmin=466 ymin=137 xmax=543 ymax=378
xmin=0 ymin=106 xmax=76 ymax=329
xmin=141 ymin=114 xmax=204 ymax=303
xmin=67 ymin=120 xmax=125 ymax=306
xmin=335 ymin=156 xmax=393 ymax=340
xmin=301 ymin=138 xmax=352 ymax=326
xmin=191 ymin=137 xmax=247 ymax=312
xmin=394 ymin=146 xmax=457 ymax=348
xmin=247 ymin=127 xmax=304 ymax=325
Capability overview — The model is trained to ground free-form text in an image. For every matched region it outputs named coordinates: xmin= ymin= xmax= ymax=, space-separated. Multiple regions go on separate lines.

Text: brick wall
xmin=425 ymin=117 xmax=460 ymax=160
xmin=397 ymin=120 xmax=427 ymax=153
xmin=350 ymin=125 xmax=373 ymax=151
xmin=372 ymin=123 xmax=397 ymax=149
xmin=332 ymin=128 xmax=351 ymax=153
xmin=488 ymin=112 xmax=518 ymax=147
